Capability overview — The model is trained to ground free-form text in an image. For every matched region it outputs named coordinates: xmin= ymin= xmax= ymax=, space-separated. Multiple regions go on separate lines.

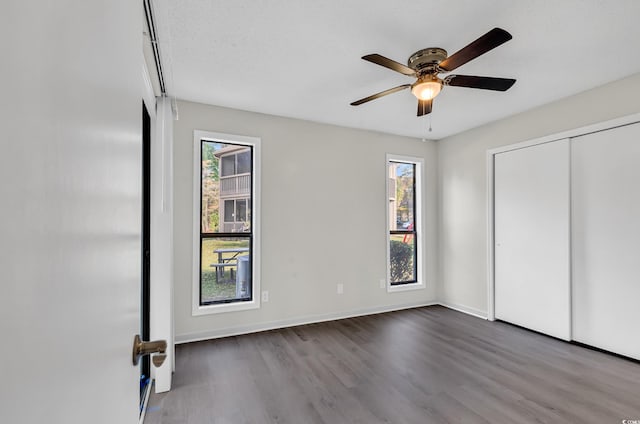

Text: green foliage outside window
xmin=390 ymin=239 xmax=413 ymax=282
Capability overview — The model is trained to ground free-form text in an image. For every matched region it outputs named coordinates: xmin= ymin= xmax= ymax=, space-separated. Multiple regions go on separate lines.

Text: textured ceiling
xmin=153 ymin=0 xmax=640 ymax=140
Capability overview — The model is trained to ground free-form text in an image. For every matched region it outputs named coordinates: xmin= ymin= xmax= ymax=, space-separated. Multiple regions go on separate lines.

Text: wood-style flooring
xmin=145 ymin=306 xmax=640 ymax=423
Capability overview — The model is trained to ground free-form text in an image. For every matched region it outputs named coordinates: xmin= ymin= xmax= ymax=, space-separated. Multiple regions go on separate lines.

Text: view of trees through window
xmin=200 ymin=140 xmax=253 ymax=304
xmin=201 ymin=142 xmax=221 ymax=233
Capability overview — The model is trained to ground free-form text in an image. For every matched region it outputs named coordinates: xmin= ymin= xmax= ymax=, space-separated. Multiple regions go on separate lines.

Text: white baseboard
xmin=437 ymin=301 xmax=488 ymax=319
xmin=176 ymin=300 xmax=438 ymax=344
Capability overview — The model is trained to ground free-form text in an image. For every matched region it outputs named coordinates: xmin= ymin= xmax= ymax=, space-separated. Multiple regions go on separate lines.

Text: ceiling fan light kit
xmin=411 ymin=76 xmax=442 ymax=101
xmin=351 ymin=28 xmax=516 ymax=117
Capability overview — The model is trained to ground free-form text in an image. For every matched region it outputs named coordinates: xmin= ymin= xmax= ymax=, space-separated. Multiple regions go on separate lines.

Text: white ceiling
xmin=153 ymin=0 xmax=640 ymax=140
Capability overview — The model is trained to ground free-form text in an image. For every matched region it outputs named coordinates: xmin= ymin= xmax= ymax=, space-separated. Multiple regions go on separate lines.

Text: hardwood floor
xmin=145 ymin=306 xmax=640 ymax=423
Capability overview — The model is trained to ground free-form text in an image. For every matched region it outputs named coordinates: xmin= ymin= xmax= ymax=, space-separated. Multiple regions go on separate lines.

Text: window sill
xmin=192 ymin=298 xmax=260 ymax=316
xmin=387 ymin=281 xmax=425 ymax=293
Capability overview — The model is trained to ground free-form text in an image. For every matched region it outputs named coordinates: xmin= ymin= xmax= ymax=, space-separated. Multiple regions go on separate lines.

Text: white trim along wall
xmin=438 ymin=72 xmax=640 ymax=318
xmin=173 ymin=100 xmax=438 ymax=343
xmin=386 ymin=154 xmax=425 ymax=293
xmin=192 ymin=130 xmax=262 ymax=316
xmin=486 ymin=112 xmax=640 ymax=321
xmin=150 ymin=97 xmax=175 ymax=393
xmin=169 ymin=74 xmax=640 ymax=348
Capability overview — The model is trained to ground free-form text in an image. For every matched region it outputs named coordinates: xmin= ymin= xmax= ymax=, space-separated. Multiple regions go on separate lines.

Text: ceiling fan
xmin=351 ymin=28 xmax=516 ymax=116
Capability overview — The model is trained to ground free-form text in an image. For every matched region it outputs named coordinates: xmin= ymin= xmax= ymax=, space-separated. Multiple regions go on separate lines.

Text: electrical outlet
xmin=379 ymin=279 xmax=386 ymax=289
xmin=337 ymin=283 xmax=344 ymax=294
xmin=262 ymin=290 xmax=269 ymax=302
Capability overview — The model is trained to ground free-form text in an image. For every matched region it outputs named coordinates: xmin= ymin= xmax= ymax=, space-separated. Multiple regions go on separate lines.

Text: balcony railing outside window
xmin=220 ymin=174 xmax=250 ymax=197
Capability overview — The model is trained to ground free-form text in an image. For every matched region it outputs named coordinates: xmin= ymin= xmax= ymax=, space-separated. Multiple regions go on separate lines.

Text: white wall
xmin=437 ymin=72 xmax=640 ymax=316
xmin=173 ymin=100 xmax=437 ymax=341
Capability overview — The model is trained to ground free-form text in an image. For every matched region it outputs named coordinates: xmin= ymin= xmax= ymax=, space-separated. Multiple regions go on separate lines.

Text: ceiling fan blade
xmin=362 ymin=54 xmax=416 ymax=76
xmin=438 ymin=28 xmax=512 ymax=72
xmin=445 ymin=75 xmax=516 ymax=91
xmin=417 ymin=99 xmax=432 ymax=116
xmin=350 ymin=84 xmax=411 ymax=106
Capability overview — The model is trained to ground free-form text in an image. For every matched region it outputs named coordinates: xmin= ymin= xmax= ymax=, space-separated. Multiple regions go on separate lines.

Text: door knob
xmin=132 ymin=334 xmax=167 ymax=367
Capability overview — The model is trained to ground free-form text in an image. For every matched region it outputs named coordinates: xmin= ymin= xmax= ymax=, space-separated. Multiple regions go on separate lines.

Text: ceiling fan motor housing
xmin=408 ymin=48 xmax=448 ymax=72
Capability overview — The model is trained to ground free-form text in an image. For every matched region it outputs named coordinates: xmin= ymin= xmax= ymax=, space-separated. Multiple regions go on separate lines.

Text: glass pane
xmin=236 ymin=150 xmax=251 ymax=174
xmin=236 ymin=199 xmax=247 ymax=222
xmin=389 ymin=162 xmax=415 ymax=231
xmin=201 ymin=140 xmax=253 ymax=234
xmin=224 ymin=200 xmax=235 ymax=222
xmin=201 ymin=237 xmax=251 ymax=304
xmin=389 ymin=233 xmax=416 ymax=284
xmin=221 ymin=154 xmax=235 ymax=177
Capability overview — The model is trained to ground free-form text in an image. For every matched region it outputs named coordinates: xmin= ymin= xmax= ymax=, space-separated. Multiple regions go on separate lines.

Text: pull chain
xmin=428 ymin=113 xmax=433 ymax=132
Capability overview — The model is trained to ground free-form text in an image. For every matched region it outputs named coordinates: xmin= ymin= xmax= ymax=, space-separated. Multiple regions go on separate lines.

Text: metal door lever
xmin=132 ymin=334 xmax=167 ymax=367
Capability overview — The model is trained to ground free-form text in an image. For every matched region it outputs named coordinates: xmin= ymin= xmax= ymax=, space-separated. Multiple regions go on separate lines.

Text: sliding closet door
xmin=494 ymin=139 xmax=571 ymax=340
xmin=572 ymin=123 xmax=640 ymax=359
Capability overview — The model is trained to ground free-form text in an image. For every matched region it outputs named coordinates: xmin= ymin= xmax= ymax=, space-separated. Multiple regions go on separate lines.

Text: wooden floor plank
xmin=146 ymin=306 xmax=640 ymax=423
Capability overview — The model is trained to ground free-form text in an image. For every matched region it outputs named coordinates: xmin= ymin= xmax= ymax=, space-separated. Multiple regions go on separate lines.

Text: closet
xmin=492 ymin=118 xmax=640 ymax=360
xmin=571 ymin=123 xmax=640 ymax=359
xmin=494 ymin=139 xmax=571 ymax=340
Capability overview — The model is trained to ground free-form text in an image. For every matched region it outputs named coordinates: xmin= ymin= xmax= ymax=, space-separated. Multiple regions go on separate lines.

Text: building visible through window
xmin=199 ymin=140 xmax=253 ymax=306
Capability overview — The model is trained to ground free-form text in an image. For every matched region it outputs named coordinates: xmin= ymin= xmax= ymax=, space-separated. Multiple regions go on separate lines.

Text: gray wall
xmin=437 ymin=72 xmax=640 ymax=316
xmin=174 ymin=100 xmax=437 ymax=341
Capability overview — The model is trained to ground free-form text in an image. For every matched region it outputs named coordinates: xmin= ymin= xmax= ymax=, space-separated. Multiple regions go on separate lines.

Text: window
xmin=220 ymin=149 xmax=251 ymax=177
xmin=387 ymin=154 xmax=424 ymax=291
xmin=237 ymin=150 xmax=251 ymax=174
xmin=221 ymin=154 xmax=235 ymax=176
xmin=193 ymin=130 xmax=260 ymax=315
xmin=223 ymin=198 xmax=250 ymax=226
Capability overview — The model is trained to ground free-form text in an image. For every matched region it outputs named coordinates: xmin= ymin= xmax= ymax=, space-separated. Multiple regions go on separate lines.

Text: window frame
xmin=386 ymin=154 xmax=425 ymax=292
xmin=192 ymin=130 xmax=261 ymax=316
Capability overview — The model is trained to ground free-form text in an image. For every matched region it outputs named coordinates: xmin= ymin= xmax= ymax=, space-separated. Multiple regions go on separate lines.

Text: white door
xmin=571 ymin=122 xmax=640 ymax=360
xmin=0 ymin=2 xmax=141 ymax=423
xmin=494 ymin=140 xmax=571 ymax=340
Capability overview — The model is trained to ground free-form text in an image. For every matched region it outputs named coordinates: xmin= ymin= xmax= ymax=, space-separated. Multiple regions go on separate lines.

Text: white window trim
xmin=192 ymin=130 xmax=261 ymax=316
xmin=386 ymin=153 xmax=425 ymax=293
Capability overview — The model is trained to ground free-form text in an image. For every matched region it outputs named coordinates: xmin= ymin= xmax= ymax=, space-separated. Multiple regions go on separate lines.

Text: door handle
xmin=132 ymin=334 xmax=167 ymax=367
